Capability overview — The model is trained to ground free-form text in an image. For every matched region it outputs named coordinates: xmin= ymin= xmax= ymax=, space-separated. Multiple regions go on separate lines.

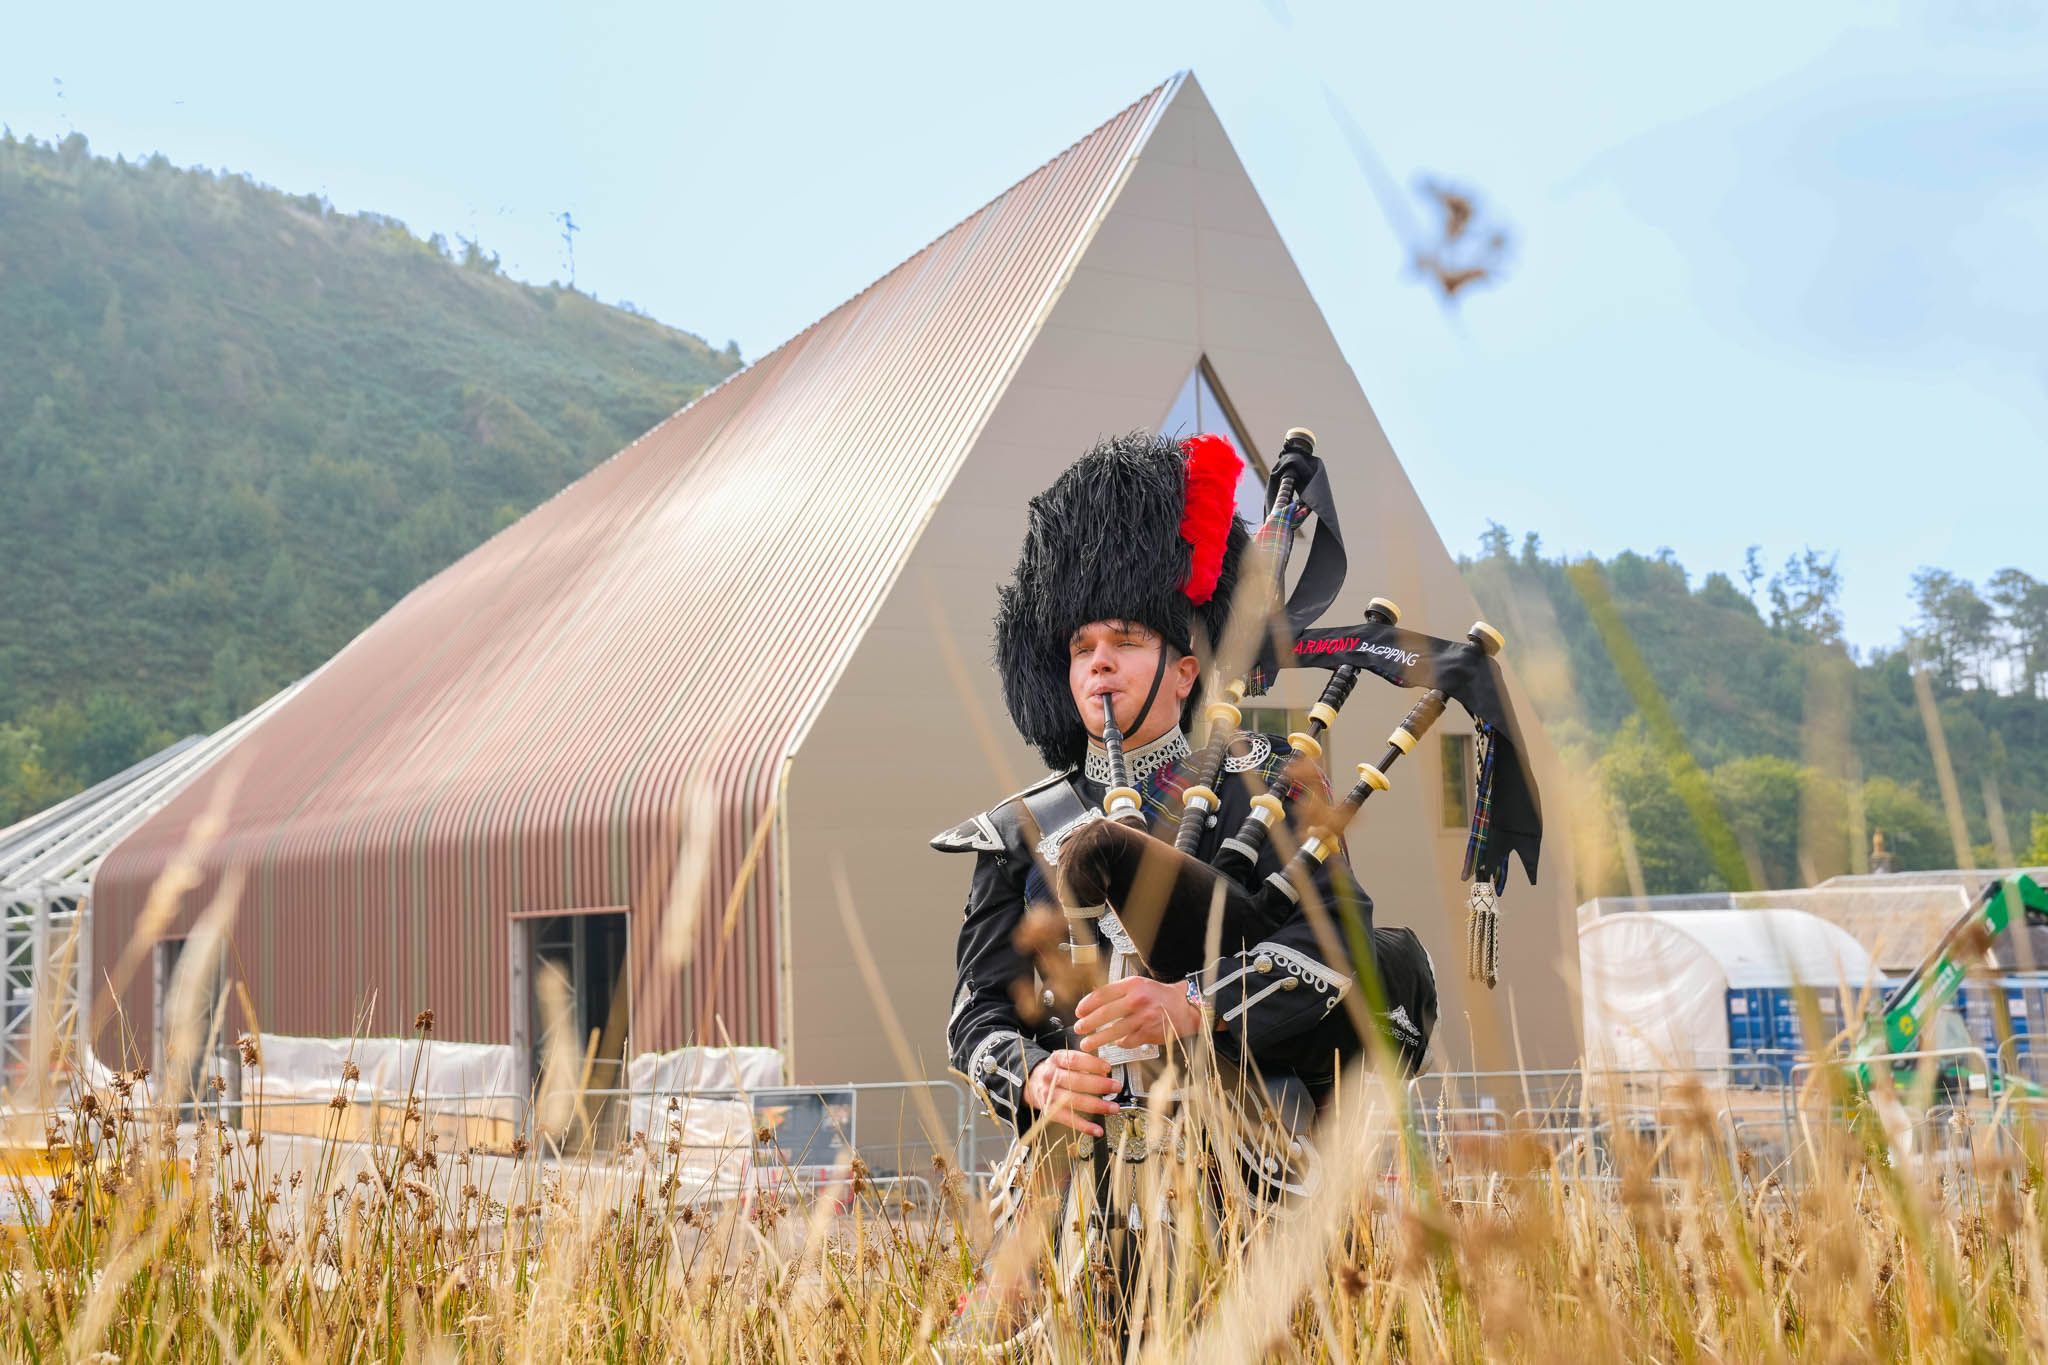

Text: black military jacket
xmin=934 ymin=730 xmax=1385 ymax=1134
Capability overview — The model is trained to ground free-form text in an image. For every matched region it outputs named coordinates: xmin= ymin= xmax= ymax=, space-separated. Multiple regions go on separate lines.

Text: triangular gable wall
xmin=785 ymin=76 xmax=1576 ymax=1085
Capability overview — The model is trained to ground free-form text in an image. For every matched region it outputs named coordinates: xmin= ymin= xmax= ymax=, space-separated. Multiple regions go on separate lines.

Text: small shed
xmin=1580 ymin=909 xmax=1879 ymax=1076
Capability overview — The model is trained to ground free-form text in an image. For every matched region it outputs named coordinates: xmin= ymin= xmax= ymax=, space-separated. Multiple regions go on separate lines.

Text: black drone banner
xmin=1289 ymin=620 xmax=1544 ymax=888
xmin=1265 ymin=439 xmax=1347 ymax=639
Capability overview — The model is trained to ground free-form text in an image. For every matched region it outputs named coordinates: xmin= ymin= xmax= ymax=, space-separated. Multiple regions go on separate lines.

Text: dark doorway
xmin=154 ymin=935 xmax=228 ymax=1112
xmin=526 ymin=911 xmax=631 ymax=1149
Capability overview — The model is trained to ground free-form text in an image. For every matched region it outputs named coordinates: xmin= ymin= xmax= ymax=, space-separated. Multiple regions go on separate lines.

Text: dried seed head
xmin=1012 ymin=907 xmax=1066 ymax=955
xmin=236 ymin=1033 xmax=262 ymax=1068
xmin=413 ymin=1009 xmax=435 ymax=1033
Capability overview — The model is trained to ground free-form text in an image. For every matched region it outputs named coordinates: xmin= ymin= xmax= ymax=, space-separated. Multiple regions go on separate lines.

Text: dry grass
xmin=9 ymin=578 xmax=2037 ymax=1360
xmin=8 ymin=1020 xmax=2048 ymax=1363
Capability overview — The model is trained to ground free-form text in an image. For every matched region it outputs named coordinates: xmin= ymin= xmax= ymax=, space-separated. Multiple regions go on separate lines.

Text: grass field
xmin=7 ymin=1009 xmax=2048 ymax=1363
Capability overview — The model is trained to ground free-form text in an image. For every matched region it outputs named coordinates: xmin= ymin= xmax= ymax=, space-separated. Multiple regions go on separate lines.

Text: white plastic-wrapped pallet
xmin=256 ymin=1034 xmax=519 ymax=1103
xmin=626 ymin=1046 xmax=785 ymax=1192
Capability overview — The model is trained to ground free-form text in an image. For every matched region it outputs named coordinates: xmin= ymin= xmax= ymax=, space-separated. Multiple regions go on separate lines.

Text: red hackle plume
xmin=1178 ymin=432 xmax=1241 ymax=605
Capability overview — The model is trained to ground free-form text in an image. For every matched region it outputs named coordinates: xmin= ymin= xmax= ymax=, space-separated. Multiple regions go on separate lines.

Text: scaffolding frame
xmin=0 ymin=683 xmax=304 ymax=1101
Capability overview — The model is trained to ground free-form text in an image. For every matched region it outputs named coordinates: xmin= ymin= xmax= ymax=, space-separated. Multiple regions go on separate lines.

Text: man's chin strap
xmin=1130 ymin=641 xmax=1172 ymax=739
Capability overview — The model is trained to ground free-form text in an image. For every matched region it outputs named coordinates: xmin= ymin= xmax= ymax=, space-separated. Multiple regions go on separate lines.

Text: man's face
xmin=1067 ymin=619 xmax=1201 ymax=750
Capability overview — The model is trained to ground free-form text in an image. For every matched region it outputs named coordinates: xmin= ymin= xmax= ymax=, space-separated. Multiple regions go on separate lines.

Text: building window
xmin=1237 ymin=703 xmax=1310 ymax=741
xmin=1161 ymin=357 xmax=1269 ymax=525
xmin=1441 ymin=733 xmax=1474 ymax=829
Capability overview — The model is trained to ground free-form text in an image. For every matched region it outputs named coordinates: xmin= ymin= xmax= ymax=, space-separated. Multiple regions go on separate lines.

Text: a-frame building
xmin=93 ymin=74 xmax=1579 ymax=1091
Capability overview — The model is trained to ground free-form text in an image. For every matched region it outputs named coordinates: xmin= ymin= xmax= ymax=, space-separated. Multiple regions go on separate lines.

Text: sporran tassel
xmin=1461 ymin=722 xmax=1505 ymax=988
xmin=1465 ymin=880 xmax=1500 ymax=988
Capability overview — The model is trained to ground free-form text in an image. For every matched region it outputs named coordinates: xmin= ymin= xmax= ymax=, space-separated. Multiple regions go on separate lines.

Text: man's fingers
xmin=1043 ymin=1089 xmax=1117 ymax=1135
xmin=1035 ymin=1044 xmax=1122 ymax=1136
xmin=1047 ymin=1090 xmax=1120 ymax=1117
xmin=1050 ymin=1060 xmax=1119 ymax=1092
xmin=1078 ymin=1019 xmax=1132 ymax=1053
xmin=1051 ymin=1110 xmax=1105 ymax=1138
xmin=1071 ymin=1005 xmax=1127 ymax=1040
xmin=1076 ymin=982 xmax=1132 ymax=1016
xmin=1081 ymin=1003 xmax=1174 ymax=1052
xmin=1099 ymin=1020 xmax=1159 ymax=1052
xmin=1054 ymin=1048 xmax=1111 ymax=1076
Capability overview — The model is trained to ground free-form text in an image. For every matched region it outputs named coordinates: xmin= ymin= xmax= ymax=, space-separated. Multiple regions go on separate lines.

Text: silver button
xmin=1253 ymin=954 xmax=1274 ymax=975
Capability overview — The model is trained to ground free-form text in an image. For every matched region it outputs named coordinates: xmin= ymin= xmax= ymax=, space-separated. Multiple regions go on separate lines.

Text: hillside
xmin=0 ymin=133 xmax=740 ymax=821
xmin=1462 ymin=533 xmax=2048 ymax=896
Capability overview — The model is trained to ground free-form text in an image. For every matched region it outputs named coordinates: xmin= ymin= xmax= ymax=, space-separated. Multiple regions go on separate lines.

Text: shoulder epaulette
xmin=929 ymin=770 xmax=1074 ymax=853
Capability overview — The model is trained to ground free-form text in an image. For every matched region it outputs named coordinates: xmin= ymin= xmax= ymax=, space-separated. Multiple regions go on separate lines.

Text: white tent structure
xmin=1580 ymin=909 xmax=1879 ymax=1074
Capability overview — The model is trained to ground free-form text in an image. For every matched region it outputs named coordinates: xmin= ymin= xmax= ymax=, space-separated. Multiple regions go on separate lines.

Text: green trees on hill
xmin=1462 ymin=530 xmax=2048 ymax=898
xmin=0 ymin=132 xmax=739 ymax=823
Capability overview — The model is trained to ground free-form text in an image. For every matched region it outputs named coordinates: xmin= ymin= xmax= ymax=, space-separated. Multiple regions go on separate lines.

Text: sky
xmin=4 ymin=0 xmax=2043 ymax=652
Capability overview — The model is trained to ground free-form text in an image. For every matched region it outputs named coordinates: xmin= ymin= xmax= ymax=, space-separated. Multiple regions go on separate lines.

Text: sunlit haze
xmin=6 ymin=0 xmax=2042 ymax=648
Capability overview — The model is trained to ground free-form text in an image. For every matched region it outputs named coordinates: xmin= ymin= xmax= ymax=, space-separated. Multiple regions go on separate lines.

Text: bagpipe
xmin=1054 ymin=428 xmax=1544 ymax=1021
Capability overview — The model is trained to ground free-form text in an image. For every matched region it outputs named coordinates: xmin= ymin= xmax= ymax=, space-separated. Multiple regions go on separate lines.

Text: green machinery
xmin=1846 ymin=873 xmax=2048 ymax=1098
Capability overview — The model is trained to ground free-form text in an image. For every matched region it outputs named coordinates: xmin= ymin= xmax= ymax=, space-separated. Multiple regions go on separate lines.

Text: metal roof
xmin=91 ymin=77 xmax=1184 ymax=1049
xmin=2 ymin=683 xmax=303 ymax=897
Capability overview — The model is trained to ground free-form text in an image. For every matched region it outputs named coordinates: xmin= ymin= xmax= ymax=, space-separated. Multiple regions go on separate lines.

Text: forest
xmin=0 ymin=132 xmax=738 ymax=823
xmin=1462 ymin=529 xmax=2048 ymax=895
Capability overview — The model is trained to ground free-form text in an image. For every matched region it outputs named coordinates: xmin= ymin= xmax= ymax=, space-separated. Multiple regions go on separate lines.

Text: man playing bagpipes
xmin=937 ymin=429 xmax=1437 ymax=1135
xmin=931 ymin=430 xmax=1446 ymax=1350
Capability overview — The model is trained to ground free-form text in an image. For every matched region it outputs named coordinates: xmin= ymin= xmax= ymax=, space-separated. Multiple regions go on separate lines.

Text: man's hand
xmin=1075 ymin=977 xmax=1201 ymax=1056
xmin=1023 ymin=1049 xmax=1120 ymax=1138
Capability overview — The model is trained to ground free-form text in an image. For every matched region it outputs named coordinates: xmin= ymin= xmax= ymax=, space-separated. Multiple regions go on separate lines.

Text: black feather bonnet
xmin=994 ymin=430 xmax=1249 ymax=769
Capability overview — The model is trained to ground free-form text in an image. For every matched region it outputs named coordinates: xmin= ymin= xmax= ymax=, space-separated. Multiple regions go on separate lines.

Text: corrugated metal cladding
xmin=92 ymin=77 xmax=1180 ymax=1054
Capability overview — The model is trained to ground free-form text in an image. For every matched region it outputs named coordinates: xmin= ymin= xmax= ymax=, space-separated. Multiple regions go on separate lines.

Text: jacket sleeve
xmin=947 ymin=848 xmax=1060 ymax=1135
xmin=1195 ymin=761 xmax=1374 ymax=1050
